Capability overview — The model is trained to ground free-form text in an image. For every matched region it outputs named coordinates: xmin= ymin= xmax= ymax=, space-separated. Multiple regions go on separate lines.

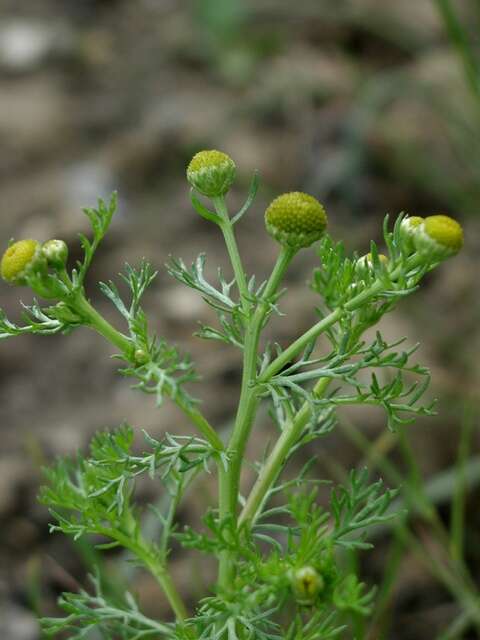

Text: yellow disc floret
xmin=1 ymin=239 xmax=42 ymax=284
xmin=414 ymin=214 xmax=463 ymax=259
xmin=187 ymin=149 xmax=236 ymax=198
xmin=424 ymin=215 xmax=463 ymax=253
xmin=265 ymin=192 xmax=327 ymax=250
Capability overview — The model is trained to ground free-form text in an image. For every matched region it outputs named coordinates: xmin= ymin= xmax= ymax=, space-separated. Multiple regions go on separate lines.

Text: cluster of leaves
xmin=41 ymin=573 xmax=175 ymax=639
xmin=40 ymin=425 xmax=215 ymax=547
xmin=167 ymin=251 xmax=284 ymax=352
xmin=171 ymin=469 xmax=395 ymax=639
xmin=263 ymin=331 xmax=435 ymax=433
xmin=40 ymin=432 xmax=395 ymax=640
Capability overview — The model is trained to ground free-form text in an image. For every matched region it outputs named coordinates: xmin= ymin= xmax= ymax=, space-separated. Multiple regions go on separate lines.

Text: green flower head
xmin=265 ymin=192 xmax=327 ymax=250
xmin=1 ymin=239 xmax=44 ymax=285
xmin=187 ymin=150 xmax=236 ymax=198
xmin=415 ymin=214 xmax=464 ymax=259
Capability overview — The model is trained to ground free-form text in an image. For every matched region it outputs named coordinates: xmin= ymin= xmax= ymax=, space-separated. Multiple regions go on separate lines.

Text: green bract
xmin=187 ymin=149 xmax=236 ymax=197
xmin=265 ymin=191 xmax=327 ymax=249
xmin=400 ymin=215 xmax=424 ymax=252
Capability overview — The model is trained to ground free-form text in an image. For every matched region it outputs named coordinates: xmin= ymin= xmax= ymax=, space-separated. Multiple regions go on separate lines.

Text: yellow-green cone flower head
xmin=292 ymin=566 xmax=324 ymax=605
xmin=265 ymin=192 xmax=327 ymax=250
xmin=1 ymin=239 xmax=44 ymax=285
xmin=415 ymin=214 xmax=463 ymax=259
xmin=42 ymin=239 xmax=68 ymax=269
xmin=400 ymin=215 xmax=424 ymax=252
xmin=187 ymin=150 xmax=236 ymax=198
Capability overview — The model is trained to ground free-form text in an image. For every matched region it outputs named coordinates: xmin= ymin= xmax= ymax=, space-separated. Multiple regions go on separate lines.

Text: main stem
xmin=218 ymin=245 xmax=295 ymax=588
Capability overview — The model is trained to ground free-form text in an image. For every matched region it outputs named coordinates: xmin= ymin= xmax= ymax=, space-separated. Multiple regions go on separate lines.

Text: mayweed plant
xmin=0 ymin=150 xmax=464 ymax=639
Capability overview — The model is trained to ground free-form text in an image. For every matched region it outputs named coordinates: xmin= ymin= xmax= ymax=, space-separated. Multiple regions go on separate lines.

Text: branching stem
xmin=258 ymin=254 xmax=423 ymax=384
xmin=239 ymin=376 xmax=331 ymax=526
xmin=74 ymin=293 xmax=223 ymax=451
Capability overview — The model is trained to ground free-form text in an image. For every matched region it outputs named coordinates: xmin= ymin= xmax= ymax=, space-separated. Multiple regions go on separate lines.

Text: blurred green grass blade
xmin=434 ymin=0 xmax=480 ymax=105
xmin=437 ymin=610 xmax=472 ymax=639
xmin=366 ymin=532 xmax=405 ymax=640
xmin=450 ymin=407 xmax=476 ymax=564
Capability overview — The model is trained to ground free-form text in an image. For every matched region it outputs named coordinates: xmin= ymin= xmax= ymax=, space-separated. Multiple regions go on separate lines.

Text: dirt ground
xmin=0 ymin=2 xmax=479 ymax=638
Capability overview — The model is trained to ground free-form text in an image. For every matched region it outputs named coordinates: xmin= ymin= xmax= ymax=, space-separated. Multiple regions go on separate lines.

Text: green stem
xmin=176 ymin=394 xmax=225 ymax=451
xmin=104 ymin=528 xmax=188 ymax=622
xmin=239 ymin=376 xmax=331 ymax=527
xmin=75 ymin=294 xmax=134 ymax=356
xmin=75 ymin=293 xmax=224 ymax=451
xmin=213 ymin=196 xmax=250 ymax=314
xmin=218 ymin=245 xmax=295 ymax=588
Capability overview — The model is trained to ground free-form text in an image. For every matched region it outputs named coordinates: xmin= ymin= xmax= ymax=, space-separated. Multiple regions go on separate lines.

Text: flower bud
xmin=265 ymin=192 xmax=327 ymax=250
xmin=187 ymin=150 xmax=236 ymax=198
xmin=134 ymin=348 xmax=149 ymax=365
xmin=1 ymin=239 xmax=45 ymax=285
xmin=292 ymin=566 xmax=324 ymax=605
xmin=400 ymin=216 xmax=424 ymax=253
xmin=42 ymin=239 xmax=68 ymax=269
xmin=414 ymin=214 xmax=463 ymax=259
xmin=355 ymin=252 xmax=388 ymax=278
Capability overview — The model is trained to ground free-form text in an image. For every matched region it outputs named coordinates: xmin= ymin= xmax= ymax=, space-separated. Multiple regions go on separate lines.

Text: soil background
xmin=0 ymin=1 xmax=479 ymax=639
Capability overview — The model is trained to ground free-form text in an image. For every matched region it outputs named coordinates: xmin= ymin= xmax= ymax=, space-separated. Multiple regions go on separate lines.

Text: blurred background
xmin=0 ymin=1 xmax=479 ymax=638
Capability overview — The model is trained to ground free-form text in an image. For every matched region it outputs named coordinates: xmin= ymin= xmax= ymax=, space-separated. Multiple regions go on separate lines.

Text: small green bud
xmin=134 ymin=348 xmax=149 ymax=365
xmin=355 ymin=252 xmax=388 ymax=278
xmin=187 ymin=150 xmax=236 ymax=198
xmin=1 ymin=239 xmax=45 ymax=285
xmin=400 ymin=216 xmax=424 ymax=253
xmin=414 ymin=214 xmax=463 ymax=259
xmin=42 ymin=239 xmax=69 ymax=269
xmin=292 ymin=566 xmax=324 ymax=605
xmin=265 ymin=192 xmax=327 ymax=250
